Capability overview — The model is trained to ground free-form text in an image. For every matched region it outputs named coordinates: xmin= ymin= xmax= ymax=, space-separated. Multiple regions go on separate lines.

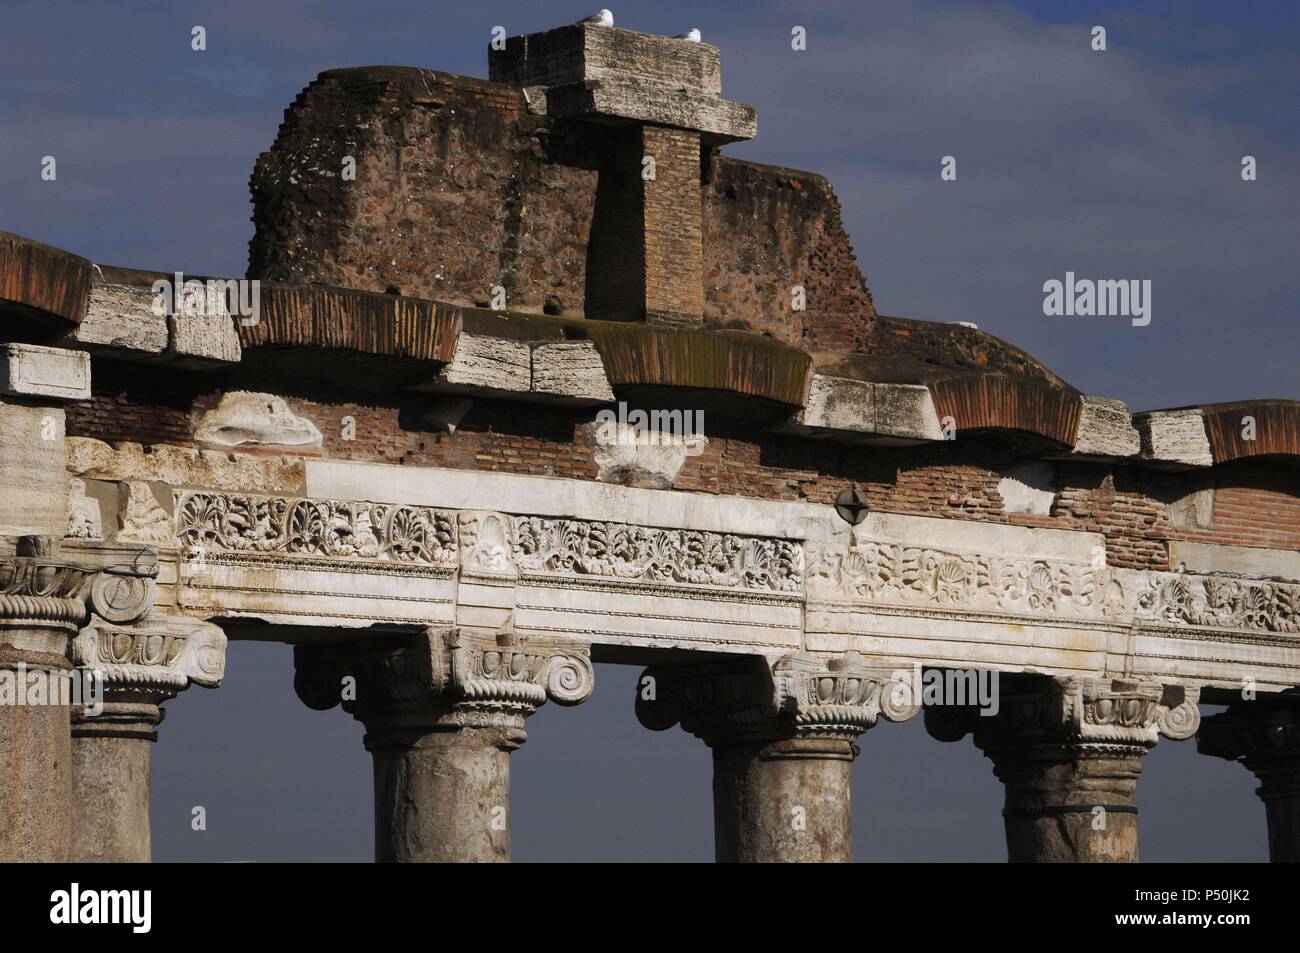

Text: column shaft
xmin=0 ymin=646 xmax=74 ymax=861
xmin=70 ymin=695 xmax=164 ymax=863
xmin=992 ymin=747 xmax=1144 ymax=863
xmin=712 ymin=737 xmax=855 ymax=863
xmin=367 ymin=724 xmax=521 ymax=863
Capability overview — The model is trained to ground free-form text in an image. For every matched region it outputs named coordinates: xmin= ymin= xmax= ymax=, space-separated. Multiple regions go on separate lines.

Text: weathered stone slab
xmin=786 ymin=374 xmax=943 ymax=442
xmin=0 ymin=344 xmax=90 ymax=401
xmin=1169 ymin=539 xmax=1300 ymax=583
xmin=67 ymin=437 xmax=306 ymax=493
xmin=304 ymin=459 xmax=840 ymax=540
xmin=435 ymin=333 xmax=531 ymax=392
xmin=0 ymin=401 xmax=68 ymax=536
xmin=168 ymin=312 xmax=241 ymax=364
xmin=63 ymin=283 xmax=168 ymax=356
xmin=1073 ymin=395 xmax=1141 ymax=457
xmin=1136 ymin=408 xmax=1213 ymax=467
xmin=531 ymin=341 xmax=613 ymax=401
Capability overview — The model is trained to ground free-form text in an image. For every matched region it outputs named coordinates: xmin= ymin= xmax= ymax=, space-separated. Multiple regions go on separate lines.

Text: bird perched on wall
xmin=577 ymin=9 xmax=614 ymax=27
xmin=674 ymin=28 xmax=702 ymax=42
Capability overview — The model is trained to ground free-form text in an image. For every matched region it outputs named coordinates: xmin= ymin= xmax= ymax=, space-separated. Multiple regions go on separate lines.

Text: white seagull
xmin=578 ymin=9 xmax=614 ymax=27
xmin=674 ymin=28 xmax=701 ymax=42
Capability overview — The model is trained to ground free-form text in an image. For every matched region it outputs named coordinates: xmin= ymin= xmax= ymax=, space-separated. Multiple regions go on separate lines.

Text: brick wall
xmin=1168 ymin=460 xmax=1300 ymax=552
xmin=641 ymin=126 xmax=703 ymax=326
xmin=65 ymin=369 xmax=1300 ymax=571
xmin=248 ymin=67 xmax=874 ymax=344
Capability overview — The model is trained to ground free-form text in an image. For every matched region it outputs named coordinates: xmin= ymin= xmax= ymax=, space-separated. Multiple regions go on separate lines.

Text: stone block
xmin=63 ymin=282 xmax=168 ymax=356
xmin=531 ymin=341 xmax=614 ymax=401
xmin=1136 ymin=408 xmax=1213 ymax=467
xmin=1073 ymin=396 xmax=1141 ymax=458
xmin=0 ymin=343 xmax=90 ymax=401
xmin=436 ymin=334 xmax=531 ymax=392
xmin=0 ymin=401 xmax=69 ymax=536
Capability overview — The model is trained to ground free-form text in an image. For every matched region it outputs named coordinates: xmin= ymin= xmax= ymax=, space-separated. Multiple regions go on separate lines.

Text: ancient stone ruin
xmin=1 ymin=20 xmax=1298 ymax=863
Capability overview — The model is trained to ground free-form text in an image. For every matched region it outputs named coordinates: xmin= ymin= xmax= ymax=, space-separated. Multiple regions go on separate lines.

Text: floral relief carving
xmin=510 ymin=517 xmax=802 ymax=593
xmin=1136 ymin=572 xmax=1300 ymax=633
xmin=807 ymin=540 xmax=1106 ymax=618
xmin=175 ymin=491 xmax=457 ymax=566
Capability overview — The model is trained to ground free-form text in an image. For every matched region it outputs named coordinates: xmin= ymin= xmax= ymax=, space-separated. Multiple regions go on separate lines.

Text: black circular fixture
xmin=834 ymin=487 xmax=870 ymax=525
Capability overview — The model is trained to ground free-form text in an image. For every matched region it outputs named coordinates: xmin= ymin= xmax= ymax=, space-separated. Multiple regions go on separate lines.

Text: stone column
xmin=636 ymin=652 xmax=917 ymax=863
xmin=69 ymin=613 xmax=227 ymax=862
xmin=295 ymin=626 xmax=594 ymax=863
xmin=0 ymin=537 xmax=97 ymax=861
xmin=1198 ymin=696 xmax=1300 ymax=863
xmin=926 ymin=675 xmax=1200 ymax=863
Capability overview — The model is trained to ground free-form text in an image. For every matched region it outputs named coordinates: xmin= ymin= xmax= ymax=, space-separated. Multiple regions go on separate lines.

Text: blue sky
xmin=3 ymin=1 xmax=1296 ymax=860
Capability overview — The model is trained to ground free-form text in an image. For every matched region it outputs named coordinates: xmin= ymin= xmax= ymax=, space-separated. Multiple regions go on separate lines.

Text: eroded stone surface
xmin=67 ymin=437 xmax=306 ymax=492
xmin=1137 ymin=408 xmax=1213 ymax=467
xmin=194 ymin=392 xmax=322 ymax=448
xmin=587 ymin=420 xmax=707 ymax=489
xmin=1074 ymin=396 xmax=1140 ymax=458
xmin=998 ymin=462 xmax=1056 ymax=516
xmin=531 ymin=341 xmax=613 ymax=400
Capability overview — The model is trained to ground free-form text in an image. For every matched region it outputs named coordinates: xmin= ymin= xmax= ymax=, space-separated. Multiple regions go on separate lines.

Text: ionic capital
xmin=71 ymin=613 xmax=227 ymax=696
xmin=1198 ymin=697 xmax=1300 ymax=781
xmin=294 ymin=626 xmax=594 ymax=734
xmin=925 ymin=675 xmax=1201 ymax=756
xmin=636 ymin=652 xmax=918 ymax=747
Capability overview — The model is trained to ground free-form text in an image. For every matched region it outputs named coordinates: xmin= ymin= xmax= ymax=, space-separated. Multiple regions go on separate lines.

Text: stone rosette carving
xmin=72 ymin=614 xmax=226 ymax=692
xmin=925 ymin=675 xmax=1201 ymax=753
xmin=512 ymin=516 xmax=802 ymax=593
xmin=176 ymin=490 xmax=457 ymax=566
xmin=295 ymin=627 xmax=593 ymax=731
xmin=637 ymin=652 xmax=917 ymax=744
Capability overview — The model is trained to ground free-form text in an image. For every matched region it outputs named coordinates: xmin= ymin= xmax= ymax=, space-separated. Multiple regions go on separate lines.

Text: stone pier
xmin=637 ymin=653 xmax=917 ymax=862
xmin=295 ymin=627 xmax=594 ymax=862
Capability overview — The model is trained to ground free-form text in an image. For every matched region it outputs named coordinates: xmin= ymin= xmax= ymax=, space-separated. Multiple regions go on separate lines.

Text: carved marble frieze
xmin=1132 ymin=570 xmax=1300 ymax=634
xmin=175 ymin=490 xmax=458 ymax=568
xmin=805 ymin=537 xmax=1120 ymax=622
xmin=510 ymin=515 xmax=803 ymax=593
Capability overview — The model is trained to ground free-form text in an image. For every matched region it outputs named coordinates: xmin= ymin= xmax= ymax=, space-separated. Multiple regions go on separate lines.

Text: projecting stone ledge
xmin=1135 ymin=408 xmax=1214 ymax=468
xmin=782 ymin=374 xmax=943 ymax=443
xmin=59 ymin=280 xmax=241 ymax=367
xmin=490 ymin=24 xmax=756 ymax=143
xmin=1071 ymin=396 xmax=1142 ymax=458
